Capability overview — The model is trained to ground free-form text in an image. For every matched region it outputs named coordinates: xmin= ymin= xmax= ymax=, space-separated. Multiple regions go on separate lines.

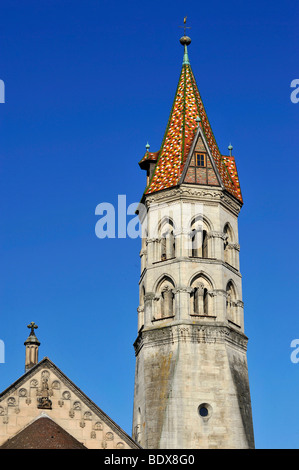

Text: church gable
xmin=182 ymin=131 xmax=220 ymax=187
xmin=0 ymin=357 xmax=139 ymax=450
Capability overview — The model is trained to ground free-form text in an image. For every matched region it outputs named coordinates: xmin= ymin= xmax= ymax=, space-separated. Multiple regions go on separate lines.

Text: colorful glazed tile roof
xmin=222 ymin=155 xmax=242 ymax=201
xmin=139 ymin=151 xmax=159 ymax=167
xmin=142 ymin=53 xmax=243 ymax=203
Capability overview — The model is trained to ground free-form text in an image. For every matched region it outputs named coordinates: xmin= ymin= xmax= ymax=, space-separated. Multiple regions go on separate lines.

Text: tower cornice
xmin=140 ymin=185 xmax=242 ymax=217
xmin=133 ymin=321 xmax=249 ymax=357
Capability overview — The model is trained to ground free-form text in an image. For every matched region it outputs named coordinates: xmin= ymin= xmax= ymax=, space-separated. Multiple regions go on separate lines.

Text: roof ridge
xmin=181 ymin=64 xmax=187 ymax=164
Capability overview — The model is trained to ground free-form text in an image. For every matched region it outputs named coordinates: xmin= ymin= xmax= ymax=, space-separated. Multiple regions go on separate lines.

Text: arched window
xmin=160 ymin=219 xmax=175 ymax=261
xmin=223 ymin=223 xmax=234 ymax=265
xmin=193 ymin=284 xmax=209 ymax=315
xmin=155 ymin=277 xmax=175 ymax=320
xmin=190 ymin=218 xmax=210 ymax=258
xmin=190 ymin=275 xmax=213 ymax=316
xmin=226 ymin=281 xmax=237 ymax=324
xmin=161 ymin=286 xmax=174 ymax=317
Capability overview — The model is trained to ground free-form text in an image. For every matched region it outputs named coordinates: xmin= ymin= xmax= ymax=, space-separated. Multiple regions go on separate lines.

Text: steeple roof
xmin=141 ymin=37 xmax=243 ymax=203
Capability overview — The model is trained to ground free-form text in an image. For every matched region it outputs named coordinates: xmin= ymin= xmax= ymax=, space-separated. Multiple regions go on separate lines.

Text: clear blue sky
xmin=0 ymin=0 xmax=298 ymax=449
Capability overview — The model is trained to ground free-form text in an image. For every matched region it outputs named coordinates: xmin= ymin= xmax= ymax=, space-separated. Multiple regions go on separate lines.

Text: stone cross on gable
xmin=27 ymin=322 xmax=38 ymax=336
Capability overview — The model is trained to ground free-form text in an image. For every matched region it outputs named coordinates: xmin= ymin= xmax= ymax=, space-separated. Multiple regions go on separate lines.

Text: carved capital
xmin=173 ymin=286 xmax=193 ymax=294
xmin=208 ymin=231 xmax=226 ymax=240
xmin=213 ymin=289 xmax=227 ymax=297
xmin=194 ymin=282 xmax=205 ymax=294
xmin=208 ymin=290 xmax=217 ymax=297
xmin=147 ymin=237 xmax=159 ymax=244
xmin=144 ymin=292 xmax=155 ymax=302
xmin=227 ymin=242 xmax=240 ymax=250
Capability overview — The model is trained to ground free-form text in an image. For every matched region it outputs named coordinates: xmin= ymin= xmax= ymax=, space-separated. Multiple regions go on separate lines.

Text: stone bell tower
xmin=132 ymin=31 xmax=254 ymax=449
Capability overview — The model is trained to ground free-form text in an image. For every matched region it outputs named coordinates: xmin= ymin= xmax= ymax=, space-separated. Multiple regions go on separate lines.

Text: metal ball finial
xmin=179 ymin=17 xmax=191 ymax=65
xmin=179 ymin=17 xmax=191 ymax=46
xmin=180 ymin=35 xmax=191 ymax=46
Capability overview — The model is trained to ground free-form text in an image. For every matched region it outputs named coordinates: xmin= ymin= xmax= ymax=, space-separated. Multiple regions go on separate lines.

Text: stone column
xmin=137 ymin=306 xmax=144 ymax=332
xmin=208 ymin=231 xmax=226 ymax=260
xmin=236 ymin=300 xmax=244 ymax=329
xmin=140 ymin=248 xmax=147 ymax=273
xmin=146 ymin=238 xmax=157 ymax=264
xmin=173 ymin=287 xmax=193 ymax=320
xmin=144 ymin=293 xmax=155 ymax=326
xmin=213 ymin=289 xmax=227 ymax=322
xmin=174 ymin=228 xmax=190 ymax=259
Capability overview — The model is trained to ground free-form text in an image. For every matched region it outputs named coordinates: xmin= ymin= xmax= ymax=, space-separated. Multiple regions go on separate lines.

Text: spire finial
xmin=27 ymin=321 xmax=38 ymax=336
xmin=228 ymin=143 xmax=233 ymax=156
xmin=145 ymin=142 xmax=150 ymax=152
xmin=179 ymin=17 xmax=191 ymax=65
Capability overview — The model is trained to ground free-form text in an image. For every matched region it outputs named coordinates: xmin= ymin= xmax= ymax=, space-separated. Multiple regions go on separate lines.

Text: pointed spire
xmin=143 ymin=32 xmax=243 ymax=203
xmin=24 ymin=322 xmax=40 ymax=372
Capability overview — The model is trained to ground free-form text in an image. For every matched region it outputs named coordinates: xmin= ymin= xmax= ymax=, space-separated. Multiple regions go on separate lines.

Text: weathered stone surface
xmin=133 ymin=181 xmax=254 ymax=449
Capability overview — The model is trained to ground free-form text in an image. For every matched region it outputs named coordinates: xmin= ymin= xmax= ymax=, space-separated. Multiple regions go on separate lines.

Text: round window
xmin=199 ymin=406 xmax=209 ymax=417
xmin=198 ymin=403 xmax=212 ymax=420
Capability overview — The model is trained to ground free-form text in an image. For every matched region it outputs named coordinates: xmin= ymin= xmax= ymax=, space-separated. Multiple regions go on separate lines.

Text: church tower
xmin=132 ymin=31 xmax=254 ymax=449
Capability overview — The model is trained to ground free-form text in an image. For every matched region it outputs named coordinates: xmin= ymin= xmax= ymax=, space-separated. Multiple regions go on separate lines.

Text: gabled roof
xmin=139 ymin=150 xmax=159 ymax=169
xmin=222 ymin=155 xmax=242 ymax=197
xmin=141 ymin=47 xmax=243 ymax=204
xmin=0 ymin=416 xmax=87 ymax=449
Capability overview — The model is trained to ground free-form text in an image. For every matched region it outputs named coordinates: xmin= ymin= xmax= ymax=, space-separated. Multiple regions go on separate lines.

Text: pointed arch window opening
xmin=191 ymin=228 xmax=208 ymax=259
xmin=160 ymin=224 xmax=176 ymax=261
xmin=226 ymin=281 xmax=240 ymax=327
xmin=193 ymin=284 xmax=209 ymax=316
xmin=223 ymin=224 xmax=236 ymax=268
xmin=161 ymin=286 xmax=174 ymax=318
xmin=154 ymin=279 xmax=175 ymax=321
xmin=189 ymin=277 xmax=216 ymax=318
